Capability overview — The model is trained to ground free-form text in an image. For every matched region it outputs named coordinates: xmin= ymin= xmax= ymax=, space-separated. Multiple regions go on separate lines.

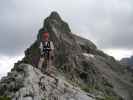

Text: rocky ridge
xmin=0 ymin=11 xmax=133 ymax=100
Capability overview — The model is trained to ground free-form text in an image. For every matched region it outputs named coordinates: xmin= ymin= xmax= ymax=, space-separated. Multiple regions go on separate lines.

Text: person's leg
xmin=45 ymin=59 xmax=49 ymax=73
xmin=38 ymin=57 xmax=44 ymax=69
xmin=48 ymin=51 xmax=53 ymax=67
xmin=45 ymin=52 xmax=51 ymax=73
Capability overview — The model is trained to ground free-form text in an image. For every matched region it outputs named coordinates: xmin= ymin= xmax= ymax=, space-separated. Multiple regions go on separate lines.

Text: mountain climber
xmin=38 ymin=32 xmax=54 ymax=73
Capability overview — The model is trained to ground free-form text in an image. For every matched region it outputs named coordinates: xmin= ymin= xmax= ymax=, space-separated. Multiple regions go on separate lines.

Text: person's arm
xmin=50 ymin=41 xmax=54 ymax=50
xmin=39 ymin=42 xmax=43 ymax=56
xmin=50 ymin=41 xmax=54 ymax=59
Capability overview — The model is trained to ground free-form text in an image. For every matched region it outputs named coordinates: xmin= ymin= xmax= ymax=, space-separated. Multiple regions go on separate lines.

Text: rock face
xmin=0 ymin=11 xmax=133 ymax=100
xmin=120 ymin=56 xmax=133 ymax=72
xmin=0 ymin=64 xmax=94 ymax=100
xmin=120 ymin=56 xmax=133 ymax=84
xmin=120 ymin=56 xmax=133 ymax=66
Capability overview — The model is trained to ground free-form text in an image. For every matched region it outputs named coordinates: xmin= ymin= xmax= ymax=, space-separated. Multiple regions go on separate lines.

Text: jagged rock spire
xmin=38 ymin=11 xmax=71 ymax=41
xmin=48 ymin=11 xmax=62 ymax=21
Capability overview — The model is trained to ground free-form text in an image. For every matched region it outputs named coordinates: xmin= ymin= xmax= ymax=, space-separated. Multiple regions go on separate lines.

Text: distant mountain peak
xmin=49 ymin=11 xmax=62 ymax=21
xmin=38 ymin=11 xmax=71 ymax=41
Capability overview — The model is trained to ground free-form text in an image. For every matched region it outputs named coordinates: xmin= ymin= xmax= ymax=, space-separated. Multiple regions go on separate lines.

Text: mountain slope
xmin=120 ymin=56 xmax=133 ymax=66
xmin=120 ymin=56 xmax=133 ymax=72
xmin=0 ymin=11 xmax=133 ymax=100
xmin=0 ymin=64 xmax=95 ymax=100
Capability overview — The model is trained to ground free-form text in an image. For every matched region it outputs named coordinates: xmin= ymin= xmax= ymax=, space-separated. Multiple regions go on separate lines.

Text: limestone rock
xmin=0 ymin=11 xmax=133 ymax=100
xmin=0 ymin=64 xmax=95 ymax=100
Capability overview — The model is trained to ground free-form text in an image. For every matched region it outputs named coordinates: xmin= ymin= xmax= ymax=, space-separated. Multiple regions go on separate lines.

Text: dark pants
xmin=38 ymin=51 xmax=52 ymax=72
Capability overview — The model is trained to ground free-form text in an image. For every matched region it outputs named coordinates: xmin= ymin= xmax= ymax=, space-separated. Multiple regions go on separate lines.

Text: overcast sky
xmin=0 ymin=0 xmax=133 ymax=78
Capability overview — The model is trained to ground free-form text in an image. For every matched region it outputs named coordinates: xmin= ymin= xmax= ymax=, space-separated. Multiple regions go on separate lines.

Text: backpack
xmin=40 ymin=41 xmax=51 ymax=57
xmin=42 ymin=41 xmax=51 ymax=53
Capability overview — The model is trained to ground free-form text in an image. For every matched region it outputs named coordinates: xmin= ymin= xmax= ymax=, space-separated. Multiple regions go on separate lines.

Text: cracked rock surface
xmin=0 ymin=64 xmax=95 ymax=100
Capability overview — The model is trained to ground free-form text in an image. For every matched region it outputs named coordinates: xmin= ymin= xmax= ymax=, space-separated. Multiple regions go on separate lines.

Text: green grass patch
xmin=81 ymin=85 xmax=96 ymax=93
xmin=0 ymin=96 xmax=11 ymax=100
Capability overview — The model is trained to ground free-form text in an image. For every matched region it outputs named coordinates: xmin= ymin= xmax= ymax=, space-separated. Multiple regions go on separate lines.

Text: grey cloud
xmin=0 ymin=0 xmax=133 ymax=56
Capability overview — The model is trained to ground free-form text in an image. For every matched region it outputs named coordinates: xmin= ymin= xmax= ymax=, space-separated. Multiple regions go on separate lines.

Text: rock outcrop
xmin=120 ymin=56 xmax=133 ymax=72
xmin=120 ymin=56 xmax=133 ymax=66
xmin=0 ymin=11 xmax=133 ymax=100
xmin=0 ymin=64 xmax=94 ymax=100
